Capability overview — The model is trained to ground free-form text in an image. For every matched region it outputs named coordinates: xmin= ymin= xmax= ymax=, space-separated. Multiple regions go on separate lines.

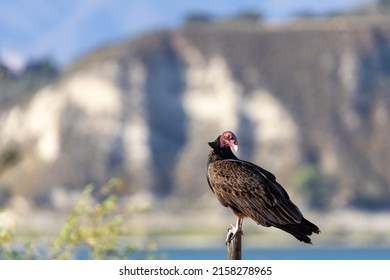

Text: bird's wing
xmin=207 ymin=159 xmax=303 ymax=227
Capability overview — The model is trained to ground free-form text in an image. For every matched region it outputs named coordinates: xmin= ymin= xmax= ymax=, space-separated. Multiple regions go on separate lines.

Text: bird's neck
xmin=208 ymin=147 xmax=238 ymax=165
xmin=219 ymin=147 xmax=237 ymax=160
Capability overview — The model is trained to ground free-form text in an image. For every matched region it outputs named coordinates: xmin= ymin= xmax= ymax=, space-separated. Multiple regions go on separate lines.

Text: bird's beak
xmin=232 ymin=144 xmax=238 ymax=152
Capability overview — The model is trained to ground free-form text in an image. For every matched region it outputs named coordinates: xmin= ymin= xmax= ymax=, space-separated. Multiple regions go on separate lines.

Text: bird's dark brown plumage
xmin=207 ymin=131 xmax=320 ymax=244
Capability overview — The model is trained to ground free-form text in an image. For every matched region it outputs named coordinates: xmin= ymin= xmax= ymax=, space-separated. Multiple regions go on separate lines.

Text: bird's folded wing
xmin=207 ymin=159 xmax=303 ymax=226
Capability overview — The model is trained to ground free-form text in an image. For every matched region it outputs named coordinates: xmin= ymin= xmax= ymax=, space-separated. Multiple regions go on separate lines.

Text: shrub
xmin=0 ymin=178 xmax=156 ymax=259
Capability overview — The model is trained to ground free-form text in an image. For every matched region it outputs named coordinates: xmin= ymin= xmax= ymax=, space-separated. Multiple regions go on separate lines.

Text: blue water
xmin=152 ymin=247 xmax=390 ymax=260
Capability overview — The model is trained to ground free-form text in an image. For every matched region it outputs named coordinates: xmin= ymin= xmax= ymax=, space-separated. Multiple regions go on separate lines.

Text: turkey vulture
xmin=207 ymin=131 xmax=320 ymax=244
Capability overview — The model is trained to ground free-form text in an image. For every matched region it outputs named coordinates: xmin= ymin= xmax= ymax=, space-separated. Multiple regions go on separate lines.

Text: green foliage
xmin=49 ymin=179 xmax=133 ymax=259
xmin=0 ymin=146 xmax=21 ymax=174
xmin=292 ymin=165 xmax=335 ymax=209
xmin=0 ymin=228 xmax=38 ymax=259
xmin=0 ymin=228 xmax=17 ymax=259
xmin=293 ymin=165 xmax=321 ymax=191
xmin=0 ymin=178 xmax=156 ymax=260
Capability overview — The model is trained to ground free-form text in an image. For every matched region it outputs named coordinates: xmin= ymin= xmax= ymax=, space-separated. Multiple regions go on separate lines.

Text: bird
xmin=207 ymin=131 xmax=320 ymax=245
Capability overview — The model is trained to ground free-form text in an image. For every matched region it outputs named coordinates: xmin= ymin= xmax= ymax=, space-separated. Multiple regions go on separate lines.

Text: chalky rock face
xmin=1 ymin=20 xmax=390 ymax=210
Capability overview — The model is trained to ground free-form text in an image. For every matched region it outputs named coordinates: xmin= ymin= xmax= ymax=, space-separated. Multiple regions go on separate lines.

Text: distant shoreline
xmin=3 ymin=207 xmax=390 ymax=248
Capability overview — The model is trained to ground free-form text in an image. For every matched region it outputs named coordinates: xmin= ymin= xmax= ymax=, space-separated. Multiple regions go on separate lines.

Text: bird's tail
xmin=275 ymin=218 xmax=320 ymax=244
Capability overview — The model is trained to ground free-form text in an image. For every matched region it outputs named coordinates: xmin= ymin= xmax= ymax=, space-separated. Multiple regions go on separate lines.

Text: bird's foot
xmin=225 ymin=224 xmax=242 ymax=245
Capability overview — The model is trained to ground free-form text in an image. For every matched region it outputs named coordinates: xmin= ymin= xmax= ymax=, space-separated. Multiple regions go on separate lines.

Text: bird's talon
xmin=225 ymin=225 xmax=240 ymax=245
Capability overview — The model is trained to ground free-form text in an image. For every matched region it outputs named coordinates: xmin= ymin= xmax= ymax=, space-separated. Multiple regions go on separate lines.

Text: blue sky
xmin=0 ymin=0 xmax=374 ymax=70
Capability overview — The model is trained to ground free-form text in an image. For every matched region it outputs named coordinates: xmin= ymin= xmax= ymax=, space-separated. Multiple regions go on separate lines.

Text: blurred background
xmin=1 ymin=0 xmax=390 ymax=259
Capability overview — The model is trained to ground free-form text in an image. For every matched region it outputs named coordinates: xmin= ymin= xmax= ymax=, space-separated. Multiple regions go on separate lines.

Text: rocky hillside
xmin=1 ymin=16 xmax=390 ymax=212
xmin=0 ymin=59 xmax=58 ymax=109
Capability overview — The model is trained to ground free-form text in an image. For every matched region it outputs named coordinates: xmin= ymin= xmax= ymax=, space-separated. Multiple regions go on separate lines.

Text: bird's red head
xmin=220 ymin=131 xmax=238 ymax=152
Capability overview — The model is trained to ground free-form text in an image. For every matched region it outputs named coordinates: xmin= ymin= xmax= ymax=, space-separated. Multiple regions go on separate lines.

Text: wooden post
xmin=227 ymin=228 xmax=242 ymax=260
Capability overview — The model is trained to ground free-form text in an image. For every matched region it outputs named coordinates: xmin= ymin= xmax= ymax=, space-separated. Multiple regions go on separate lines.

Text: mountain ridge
xmin=1 ymin=16 xmax=390 ymax=213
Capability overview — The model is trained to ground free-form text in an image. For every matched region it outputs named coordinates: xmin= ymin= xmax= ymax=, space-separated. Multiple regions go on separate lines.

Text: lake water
xmin=151 ymin=247 xmax=390 ymax=260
